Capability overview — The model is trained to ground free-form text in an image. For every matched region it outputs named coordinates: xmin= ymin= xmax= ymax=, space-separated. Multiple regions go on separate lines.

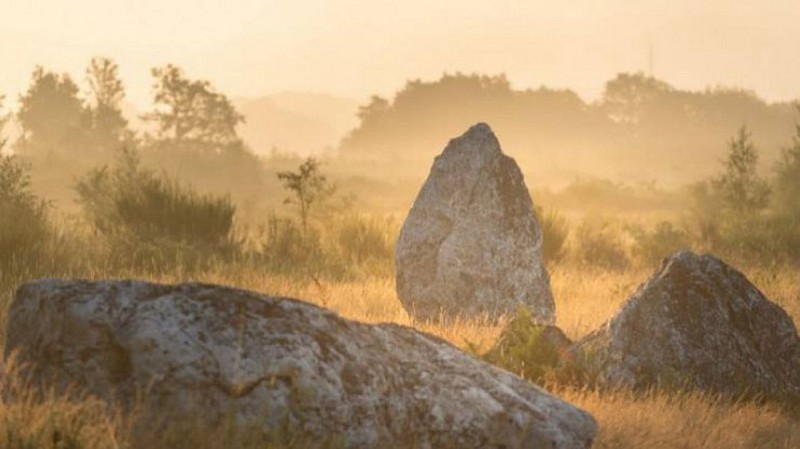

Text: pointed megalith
xmin=396 ymin=123 xmax=555 ymax=323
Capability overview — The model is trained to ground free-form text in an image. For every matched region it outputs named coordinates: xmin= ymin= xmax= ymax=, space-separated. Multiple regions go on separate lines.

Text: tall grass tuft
xmin=573 ymin=216 xmax=629 ymax=271
xmin=539 ymin=207 xmax=569 ymax=265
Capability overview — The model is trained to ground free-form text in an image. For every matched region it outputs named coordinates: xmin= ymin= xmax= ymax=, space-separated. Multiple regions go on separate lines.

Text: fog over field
xmin=2 ymin=2 xmax=800 ymax=448
xmin=4 ymin=1 xmax=800 ymax=105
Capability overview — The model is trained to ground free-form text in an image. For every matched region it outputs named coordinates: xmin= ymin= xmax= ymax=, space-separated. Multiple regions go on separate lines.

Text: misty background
xmin=4 ymin=1 xmax=800 ymax=105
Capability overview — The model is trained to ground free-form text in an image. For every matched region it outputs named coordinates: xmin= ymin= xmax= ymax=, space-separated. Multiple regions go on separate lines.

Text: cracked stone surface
xmin=575 ymin=250 xmax=800 ymax=397
xmin=396 ymin=123 xmax=554 ymax=323
xmin=5 ymin=279 xmax=596 ymax=449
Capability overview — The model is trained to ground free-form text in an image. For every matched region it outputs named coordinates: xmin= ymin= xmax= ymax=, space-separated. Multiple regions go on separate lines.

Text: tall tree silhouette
xmin=15 ymin=67 xmax=89 ymax=158
xmin=85 ymin=57 xmax=129 ymax=153
xmin=143 ymin=65 xmax=244 ymax=153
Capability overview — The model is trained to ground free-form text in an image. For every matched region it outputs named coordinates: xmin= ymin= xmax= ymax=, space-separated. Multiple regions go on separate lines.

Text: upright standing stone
xmin=396 ymin=123 xmax=554 ymax=323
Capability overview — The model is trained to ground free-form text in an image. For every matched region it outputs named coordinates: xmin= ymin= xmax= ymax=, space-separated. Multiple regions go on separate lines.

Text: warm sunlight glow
xmin=2 ymin=3 xmax=799 ymax=448
xmin=3 ymin=0 xmax=800 ymax=109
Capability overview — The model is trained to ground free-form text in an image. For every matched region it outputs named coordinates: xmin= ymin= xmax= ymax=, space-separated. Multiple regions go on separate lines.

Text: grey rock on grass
xmin=396 ymin=123 xmax=554 ymax=323
xmin=576 ymin=250 xmax=800 ymax=397
xmin=6 ymin=279 xmax=596 ymax=449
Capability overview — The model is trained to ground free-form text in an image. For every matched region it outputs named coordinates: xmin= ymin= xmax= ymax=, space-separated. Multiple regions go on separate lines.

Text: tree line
xmin=0 ymin=58 xmax=267 ymax=222
xmin=11 ymin=58 xmax=246 ymax=160
xmin=338 ymin=72 xmax=797 ymax=186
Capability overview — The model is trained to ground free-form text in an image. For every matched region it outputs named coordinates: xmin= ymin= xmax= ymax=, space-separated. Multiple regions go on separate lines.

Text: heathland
xmin=1 ymin=61 xmax=799 ymax=448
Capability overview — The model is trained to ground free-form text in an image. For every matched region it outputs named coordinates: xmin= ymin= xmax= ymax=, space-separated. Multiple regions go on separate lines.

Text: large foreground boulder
xmin=6 ymin=279 xmax=596 ymax=449
xmin=396 ymin=123 xmax=554 ymax=323
xmin=576 ymin=251 xmax=800 ymax=397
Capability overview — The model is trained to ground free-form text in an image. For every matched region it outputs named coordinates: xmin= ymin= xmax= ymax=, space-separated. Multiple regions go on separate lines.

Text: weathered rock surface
xmin=396 ymin=123 xmax=554 ymax=323
xmin=6 ymin=279 xmax=596 ymax=449
xmin=576 ymin=251 xmax=800 ymax=397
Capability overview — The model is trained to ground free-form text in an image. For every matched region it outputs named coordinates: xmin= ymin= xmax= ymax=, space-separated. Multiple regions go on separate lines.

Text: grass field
xmin=1 ymin=257 xmax=798 ymax=448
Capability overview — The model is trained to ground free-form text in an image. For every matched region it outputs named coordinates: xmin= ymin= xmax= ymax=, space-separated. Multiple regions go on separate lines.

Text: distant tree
xmin=277 ymin=157 xmax=334 ymax=235
xmin=15 ymin=67 xmax=90 ymax=158
xmin=601 ymin=72 xmax=674 ymax=125
xmin=143 ymin=64 xmax=244 ymax=152
xmin=356 ymin=95 xmax=390 ymax=122
xmin=85 ymin=57 xmax=129 ymax=152
xmin=712 ymin=126 xmax=770 ymax=217
xmin=689 ymin=127 xmax=772 ymax=254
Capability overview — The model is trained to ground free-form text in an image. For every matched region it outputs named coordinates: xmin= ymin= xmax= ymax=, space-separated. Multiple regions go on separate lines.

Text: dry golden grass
xmin=1 ymin=259 xmax=798 ymax=448
xmin=0 ymin=357 xmax=125 ymax=449
xmin=560 ymin=387 xmax=800 ymax=449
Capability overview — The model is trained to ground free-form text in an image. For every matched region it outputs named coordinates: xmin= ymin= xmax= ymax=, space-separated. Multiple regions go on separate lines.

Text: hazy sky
xmin=2 ymin=0 xmax=800 ymax=110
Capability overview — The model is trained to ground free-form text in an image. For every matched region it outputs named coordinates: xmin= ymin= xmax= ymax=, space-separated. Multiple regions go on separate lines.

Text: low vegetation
xmin=76 ymin=147 xmax=239 ymax=270
xmin=1 ymin=129 xmax=800 ymax=446
xmin=1 ymin=62 xmax=799 ymax=448
xmin=0 ymin=155 xmax=50 ymax=274
xmin=1 ymin=259 xmax=798 ymax=448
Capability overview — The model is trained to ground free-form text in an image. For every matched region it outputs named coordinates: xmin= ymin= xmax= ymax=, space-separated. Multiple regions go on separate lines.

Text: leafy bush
xmin=628 ymin=221 xmax=692 ymax=267
xmin=76 ymin=148 xmax=238 ymax=268
xmin=573 ymin=216 xmax=629 ymax=270
xmin=0 ymin=155 xmax=49 ymax=273
xmin=482 ymin=307 xmax=565 ymax=384
xmin=481 ymin=307 xmax=603 ymax=388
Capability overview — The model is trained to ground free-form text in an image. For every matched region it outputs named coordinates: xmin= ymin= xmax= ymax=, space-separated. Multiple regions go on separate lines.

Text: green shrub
xmin=76 ymin=148 xmax=238 ymax=268
xmin=628 ymin=221 xmax=692 ymax=267
xmin=0 ymin=155 xmax=49 ymax=274
xmin=573 ymin=216 xmax=629 ymax=270
xmin=480 ymin=308 xmax=610 ymax=390
xmin=483 ymin=307 xmax=566 ymax=384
